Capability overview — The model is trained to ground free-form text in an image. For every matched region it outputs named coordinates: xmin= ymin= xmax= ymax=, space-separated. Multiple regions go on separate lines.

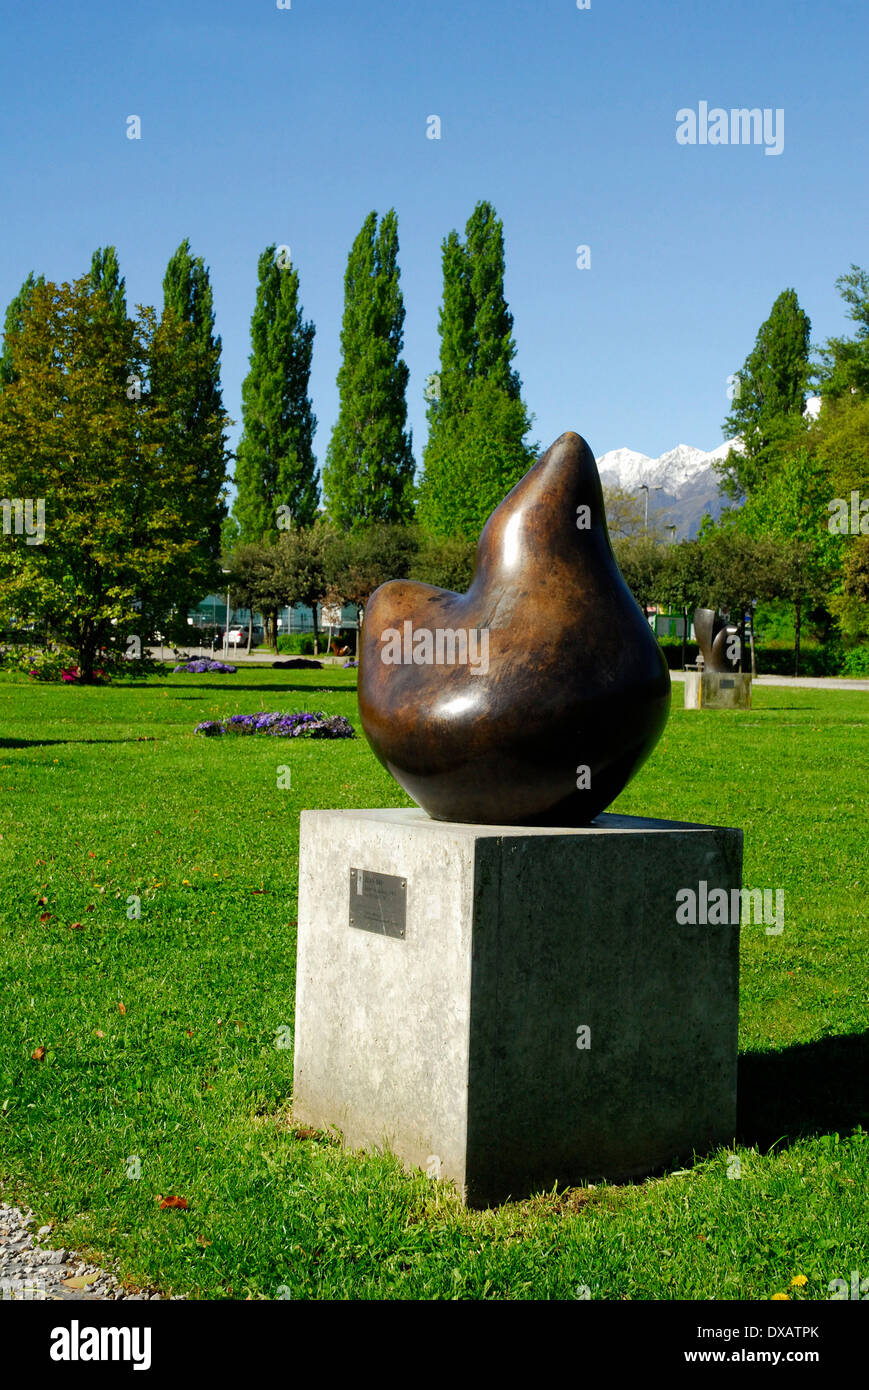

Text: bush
xmin=657 ymin=638 xmax=699 ymax=670
xmin=276 ymin=634 xmax=316 ymax=655
xmin=840 ymin=643 xmax=869 ymax=677
xmin=0 ymin=645 xmax=107 ymax=682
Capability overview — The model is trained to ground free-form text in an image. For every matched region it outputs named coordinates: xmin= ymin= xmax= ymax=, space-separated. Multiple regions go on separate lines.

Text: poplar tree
xmin=156 ymin=239 xmax=228 ymax=600
xmin=233 ymin=245 xmax=318 ymax=543
xmin=717 ymin=288 xmax=812 ymax=499
xmin=89 ymin=246 xmax=127 ymax=322
xmin=323 ymin=210 xmax=414 ymax=528
xmin=0 ymin=272 xmax=45 ymax=388
xmin=418 ymin=200 xmax=534 ymax=538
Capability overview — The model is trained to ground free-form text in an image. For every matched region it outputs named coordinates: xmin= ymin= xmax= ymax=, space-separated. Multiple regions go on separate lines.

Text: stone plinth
xmin=684 ymin=671 xmax=752 ymax=710
xmin=292 ymin=809 xmax=742 ymax=1208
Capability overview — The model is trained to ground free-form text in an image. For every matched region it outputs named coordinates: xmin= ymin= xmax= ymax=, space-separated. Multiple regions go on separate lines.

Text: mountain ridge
xmin=595 ymin=438 xmax=741 ymax=539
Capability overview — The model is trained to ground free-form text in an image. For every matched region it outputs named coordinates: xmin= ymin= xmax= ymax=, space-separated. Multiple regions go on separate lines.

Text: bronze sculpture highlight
xmin=358 ymin=431 xmax=671 ymax=825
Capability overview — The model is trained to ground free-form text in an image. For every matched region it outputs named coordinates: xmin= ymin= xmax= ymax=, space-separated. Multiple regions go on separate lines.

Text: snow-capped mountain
xmin=595 ymin=439 xmax=742 ymax=539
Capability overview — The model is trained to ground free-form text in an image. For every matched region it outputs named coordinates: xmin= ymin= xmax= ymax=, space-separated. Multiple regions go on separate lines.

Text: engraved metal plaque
xmin=349 ymin=868 xmax=407 ymax=939
xmin=719 ymin=678 xmax=735 ymax=688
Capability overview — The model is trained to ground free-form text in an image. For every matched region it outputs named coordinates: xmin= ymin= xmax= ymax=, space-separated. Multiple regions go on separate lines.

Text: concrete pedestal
xmin=684 ymin=671 xmax=752 ymax=709
xmin=292 ymin=809 xmax=742 ymax=1207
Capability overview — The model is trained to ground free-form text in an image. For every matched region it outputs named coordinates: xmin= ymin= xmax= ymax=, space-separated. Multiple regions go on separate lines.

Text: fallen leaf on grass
xmin=31 ymin=1046 xmax=45 ymax=1061
xmin=158 ymin=1196 xmax=188 ymax=1210
xmin=39 ymin=913 xmax=51 ymax=923
xmin=118 ymin=1002 xmax=126 ymax=1015
xmin=69 ymin=922 xmax=83 ymax=930
xmin=37 ymin=897 xmax=48 ymax=906
xmin=95 ymin=1030 xmax=105 ymax=1038
xmin=195 ymin=1234 xmax=211 ymax=1247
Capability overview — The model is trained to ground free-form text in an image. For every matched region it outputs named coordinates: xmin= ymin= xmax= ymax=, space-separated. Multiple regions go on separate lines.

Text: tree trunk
xmin=794 ymin=597 xmax=802 ymax=677
xmin=246 ymin=610 xmax=253 ymax=656
xmin=311 ymin=601 xmax=320 ymax=656
xmin=681 ymin=605 xmax=688 ymax=670
xmin=78 ymin=625 xmax=97 ymax=683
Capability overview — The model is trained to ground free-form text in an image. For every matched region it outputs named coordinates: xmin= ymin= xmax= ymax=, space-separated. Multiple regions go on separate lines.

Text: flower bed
xmin=174 ymin=659 xmax=237 ymax=674
xmin=194 ymin=711 xmax=355 ymax=739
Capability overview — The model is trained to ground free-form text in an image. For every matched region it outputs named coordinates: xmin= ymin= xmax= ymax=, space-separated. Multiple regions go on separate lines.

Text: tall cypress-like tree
xmin=155 ymin=239 xmax=229 ymax=603
xmin=717 ymin=288 xmax=812 ymax=499
xmin=323 ymin=210 xmax=414 ymax=528
xmin=233 ymin=246 xmax=318 ymax=543
xmin=429 ymin=230 xmax=475 ymax=428
xmin=89 ymin=246 xmax=127 ymax=322
xmin=418 ymin=200 xmax=534 ymax=538
xmin=0 ymin=272 xmax=45 ymax=388
xmin=464 ymin=201 xmax=521 ymax=396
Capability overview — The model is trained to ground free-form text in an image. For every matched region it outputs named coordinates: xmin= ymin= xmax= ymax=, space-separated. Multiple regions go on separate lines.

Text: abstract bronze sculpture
xmin=358 ymin=431 xmax=670 ymax=825
xmin=693 ymin=608 xmax=741 ymax=673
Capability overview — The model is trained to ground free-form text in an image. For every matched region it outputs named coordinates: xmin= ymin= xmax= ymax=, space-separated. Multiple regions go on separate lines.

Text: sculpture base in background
xmin=685 ymin=671 xmax=753 ymax=710
xmin=292 ymin=808 xmax=742 ymax=1208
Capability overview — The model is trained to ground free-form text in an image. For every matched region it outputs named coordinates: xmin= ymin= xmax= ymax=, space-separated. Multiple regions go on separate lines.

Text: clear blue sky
xmin=1 ymin=0 xmax=865 ymax=472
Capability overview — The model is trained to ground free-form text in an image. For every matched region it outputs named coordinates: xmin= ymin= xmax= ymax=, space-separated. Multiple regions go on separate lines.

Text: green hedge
xmin=656 ymin=636 xmax=863 ymax=677
xmin=276 ymin=634 xmax=316 ymax=655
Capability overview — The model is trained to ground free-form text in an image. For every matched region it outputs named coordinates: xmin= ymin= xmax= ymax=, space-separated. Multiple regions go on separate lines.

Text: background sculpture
xmin=358 ymin=431 xmax=671 ymax=825
xmin=694 ymin=607 xmax=742 ymax=674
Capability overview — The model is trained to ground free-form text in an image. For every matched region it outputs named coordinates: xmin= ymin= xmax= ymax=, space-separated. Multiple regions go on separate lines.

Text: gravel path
xmin=0 ymin=1203 xmax=181 ymax=1301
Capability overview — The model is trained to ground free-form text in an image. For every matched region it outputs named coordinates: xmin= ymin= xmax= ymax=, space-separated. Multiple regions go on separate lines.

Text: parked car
xmin=223 ymin=625 xmax=263 ymax=649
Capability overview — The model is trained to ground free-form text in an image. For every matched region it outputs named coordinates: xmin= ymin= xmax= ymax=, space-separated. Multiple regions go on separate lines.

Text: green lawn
xmin=1 ymin=667 xmax=867 ymax=1300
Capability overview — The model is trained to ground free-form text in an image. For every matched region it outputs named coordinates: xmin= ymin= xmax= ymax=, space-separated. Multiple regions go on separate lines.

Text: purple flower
xmin=194 ymin=709 xmax=354 ymax=740
xmin=175 ymin=659 xmax=237 ymax=674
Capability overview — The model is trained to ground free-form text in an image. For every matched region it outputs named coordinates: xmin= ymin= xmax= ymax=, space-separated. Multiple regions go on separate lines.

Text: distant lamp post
xmin=221 ymin=568 xmax=231 ymax=657
xmin=638 ymin=484 xmax=664 ymax=533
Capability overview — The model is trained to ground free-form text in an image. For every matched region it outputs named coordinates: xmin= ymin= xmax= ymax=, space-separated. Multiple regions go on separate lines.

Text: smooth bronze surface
xmin=358 ymin=431 xmax=671 ymax=824
xmin=694 ymin=608 xmax=741 ymax=673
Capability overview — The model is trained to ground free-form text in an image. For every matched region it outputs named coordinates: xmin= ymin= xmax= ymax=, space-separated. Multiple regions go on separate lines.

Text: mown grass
xmin=0 ymin=668 xmax=867 ymax=1300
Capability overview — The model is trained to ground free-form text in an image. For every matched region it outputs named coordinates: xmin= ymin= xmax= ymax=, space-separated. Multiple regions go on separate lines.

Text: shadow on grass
xmin=0 ymin=737 xmax=152 ymax=748
xmin=738 ymin=1031 xmax=869 ymax=1150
